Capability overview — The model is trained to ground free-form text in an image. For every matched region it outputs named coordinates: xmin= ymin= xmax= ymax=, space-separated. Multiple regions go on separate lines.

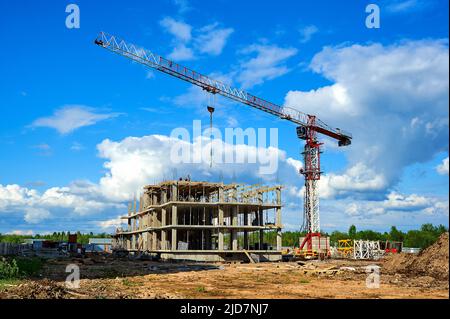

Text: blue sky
xmin=0 ymin=0 xmax=448 ymax=235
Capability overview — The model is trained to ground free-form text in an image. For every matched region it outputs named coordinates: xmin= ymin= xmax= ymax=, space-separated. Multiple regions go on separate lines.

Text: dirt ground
xmin=0 ymin=256 xmax=448 ymax=299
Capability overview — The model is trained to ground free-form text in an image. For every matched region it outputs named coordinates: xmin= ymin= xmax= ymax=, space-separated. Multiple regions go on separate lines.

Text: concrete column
xmin=161 ymin=208 xmax=167 ymax=250
xmin=146 ymin=232 xmax=151 ymax=251
xmin=276 ymin=187 xmax=282 ymax=251
xmin=152 ymin=231 xmax=157 ymax=250
xmin=218 ymin=206 xmax=224 ymax=251
xmin=231 ymin=206 xmax=238 ymax=251
xmin=171 ymin=183 xmax=177 ymax=201
xmin=161 ymin=189 xmax=167 ymax=250
xmin=171 ymin=205 xmax=177 ymax=251
xmin=244 ymin=209 xmax=248 ymax=249
xmin=218 ymin=185 xmax=224 ymax=251
xmin=258 ymin=192 xmax=264 ymax=250
xmin=143 ymin=192 xmax=151 ymax=210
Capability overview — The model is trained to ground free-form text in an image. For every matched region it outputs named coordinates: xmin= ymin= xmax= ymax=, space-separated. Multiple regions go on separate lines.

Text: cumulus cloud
xmin=30 ymin=105 xmax=121 ymax=134
xmin=195 ymin=23 xmax=234 ymax=56
xmin=97 ymin=216 xmax=126 ymax=230
xmin=160 ymin=17 xmax=192 ymax=42
xmin=436 ymin=157 xmax=449 ymax=175
xmin=0 ymin=182 xmax=124 ymax=225
xmin=167 ymin=44 xmax=195 ymax=61
xmin=236 ymin=44 xmax=298 ymax=88
xmin=160 ymin=18 xmax=233 ymax=61
xmin=96 ymin=133 xmax=299 ymax=201
xmin=0 ymin=132 xmax=301 ymax=228
xmin=284 ymin=40 xmax=449 ymax=192
xmin=344 ymin=192 xmax=448 ymax=218
xmin=24 ymin=207 xmax=50 ymax=224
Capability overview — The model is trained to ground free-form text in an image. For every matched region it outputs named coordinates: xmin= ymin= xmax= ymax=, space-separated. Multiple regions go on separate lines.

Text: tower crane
xmin=94 ymin=32 xmax=352 ymax=255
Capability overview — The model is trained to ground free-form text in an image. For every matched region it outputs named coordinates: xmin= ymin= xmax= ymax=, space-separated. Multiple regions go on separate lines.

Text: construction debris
xmin=383 ymin=232 xmax=449 ymax=280
xmin=2 ymin=279 xmax=68 ymax=299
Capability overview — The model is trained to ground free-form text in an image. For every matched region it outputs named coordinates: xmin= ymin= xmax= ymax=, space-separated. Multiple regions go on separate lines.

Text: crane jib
xmin=95 ymin=31 xmax=352 ymax=146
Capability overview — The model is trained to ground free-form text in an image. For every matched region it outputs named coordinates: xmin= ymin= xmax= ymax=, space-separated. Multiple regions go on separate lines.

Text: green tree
xmin=348 ymin=225 xmax=357 ymax=239
xmin=389 ymin=226 xmax=404 ymax=242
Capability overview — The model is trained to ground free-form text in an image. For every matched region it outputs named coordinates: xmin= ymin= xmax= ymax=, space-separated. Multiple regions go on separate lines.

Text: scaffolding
xmin=112 ymin=180 xmax=283 ymax=262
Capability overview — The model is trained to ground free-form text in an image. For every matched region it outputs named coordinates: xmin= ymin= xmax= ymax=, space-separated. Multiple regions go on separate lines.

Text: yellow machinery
xmin=337 ymin=239 xmax=353 ymax=258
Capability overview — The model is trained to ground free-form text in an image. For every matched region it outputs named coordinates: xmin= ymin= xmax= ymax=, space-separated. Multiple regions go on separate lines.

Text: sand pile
xmin=383 ymin=232 xmax=449 ymax=280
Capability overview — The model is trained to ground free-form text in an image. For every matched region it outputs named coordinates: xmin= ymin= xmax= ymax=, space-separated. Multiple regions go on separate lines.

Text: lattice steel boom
xmin=94 ymin=31 xmax=352 ymax=255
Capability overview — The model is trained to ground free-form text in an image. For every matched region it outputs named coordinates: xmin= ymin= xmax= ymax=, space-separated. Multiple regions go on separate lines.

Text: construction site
xmin=0 ymin=232 xmax=448 ymax=299
xmin=0 ymin=30 xmax=448 ymax=301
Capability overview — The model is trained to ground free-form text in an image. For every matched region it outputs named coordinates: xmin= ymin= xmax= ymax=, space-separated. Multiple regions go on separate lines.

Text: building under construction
xmin=112 ymin=180 xmax=283 ymax=262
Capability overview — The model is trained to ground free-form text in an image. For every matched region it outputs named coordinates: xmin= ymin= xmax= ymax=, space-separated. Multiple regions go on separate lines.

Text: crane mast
xmin=94 ymin=31 xmax=352 ymax=256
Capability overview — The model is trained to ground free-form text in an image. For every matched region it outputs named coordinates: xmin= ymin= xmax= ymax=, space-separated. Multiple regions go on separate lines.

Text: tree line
xmin=0 ymin=231 xmax=110 ymax=245
xmin=280 ymin=223 xmax=448 ymax=249
xmin=0 ymin=223 xmax=447 ymax=249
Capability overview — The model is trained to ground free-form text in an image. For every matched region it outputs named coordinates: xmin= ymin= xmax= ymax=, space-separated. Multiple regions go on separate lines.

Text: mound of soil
xmin=383 ymin=232 xmax=449 ymax=280
xmin=3 ymin=279 xmax=68 ymax=299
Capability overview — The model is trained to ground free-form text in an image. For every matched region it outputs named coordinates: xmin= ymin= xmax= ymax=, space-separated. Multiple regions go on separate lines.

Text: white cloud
xmin=385 ymin=0 xmax=431 ymax=13
xmin=384 ymin=192 xmax=429 ymax=210
xmin=284 ymin=40 xmax=449 ymax=190
xmin=173 ymin=0 xmax=191 ymax=13
xmin=299 ymin=25 xmax=318 ymax=43
xmin=344 ymin=192 xmax=448 ymax=218
xmin=436 ymin=157 xmax=449 ymax=175
xmin=31 ymin=105 xmax=121 ymax=134
xmin=160 ymin=17 xmax=192 ymax=42
xmin=0 ymin=182 xmax=124 ymax=224
xmin=8 ymin=230 xmax=34 ymax=236
xmin=319 ymin=163 xmax=387 ymax=199
xmin=0 ymin=184 xmax=39 ymax=210
xmin=236 ymin=44 xmax=298 ymax=88
xmin=96 ymin=134 xmax=299 ymax=201
xmin=160 ymin=18 xmax=233 ymax=61
xmin=195 ymin=23 xmax=234 ymax=56
xmin=71 ymin=142 xmax=84 ymax=151
xmin=97 ymin=216 xmax=126 ymax=231
xmin=167 ymin=44 xmax=195 ymax=61
xmin=24 ymin=207 xmax=50 ymax=224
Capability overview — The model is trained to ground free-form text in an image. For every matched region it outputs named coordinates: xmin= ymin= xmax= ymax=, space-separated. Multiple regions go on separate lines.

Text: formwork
xmin=112 ymin=180 xmax=283 ymax=262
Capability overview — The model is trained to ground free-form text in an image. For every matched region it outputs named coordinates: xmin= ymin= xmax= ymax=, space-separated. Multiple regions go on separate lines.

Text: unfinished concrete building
xmin=112 ymin=181 xmax=283 ymax=262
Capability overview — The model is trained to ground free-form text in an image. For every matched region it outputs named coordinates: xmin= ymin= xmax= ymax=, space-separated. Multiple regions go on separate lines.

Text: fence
xmin=0 ymin=243 xmax=32 ymax=256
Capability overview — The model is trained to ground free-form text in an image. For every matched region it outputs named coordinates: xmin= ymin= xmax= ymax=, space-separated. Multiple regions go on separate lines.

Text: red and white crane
xmin=94 ymin=31 xmax=352 ymax=254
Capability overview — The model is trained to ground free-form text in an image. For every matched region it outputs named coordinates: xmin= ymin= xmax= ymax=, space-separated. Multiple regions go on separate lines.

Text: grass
xmin=122 ymin=278 xmax=140 ymax=287
xmin=0 ymin=278 xmax=22 ymax=291
xmin=15 ymin=257 xmax=43 ymax=276
xmin=0 ymin=257 xmax=44 ymax=280
xmin=299 ymin=278 xmax=310 ymax=284
xmin=195 ymin=285 xmax=206 ymax=293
